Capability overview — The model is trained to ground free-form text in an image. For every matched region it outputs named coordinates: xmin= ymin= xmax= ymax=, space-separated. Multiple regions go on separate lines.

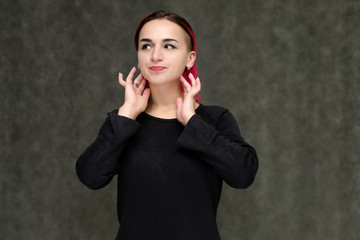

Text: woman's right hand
xmin=117 ymin=67 xmax=151 ymax=120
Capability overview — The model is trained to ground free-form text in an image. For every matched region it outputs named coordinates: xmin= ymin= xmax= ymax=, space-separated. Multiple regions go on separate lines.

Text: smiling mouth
xmin=150 ymin=66 xmax=166 ymax=72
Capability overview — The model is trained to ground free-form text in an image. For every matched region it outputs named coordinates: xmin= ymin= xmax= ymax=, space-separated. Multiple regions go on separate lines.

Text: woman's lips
xmin=149 ymin=66 xmax=166 ymax=72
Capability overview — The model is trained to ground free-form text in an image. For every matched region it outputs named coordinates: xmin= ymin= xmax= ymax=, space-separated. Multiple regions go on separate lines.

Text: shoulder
xmin=197 ymin=104 xmax=228 ymax=114
xmin=197 ymin=104 xmax=243 ymax=137
xmin=196 ymin=104 xmax=234 ymax=125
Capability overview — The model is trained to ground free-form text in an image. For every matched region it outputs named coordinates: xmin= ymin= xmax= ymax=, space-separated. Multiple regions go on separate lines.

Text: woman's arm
xmin=76 ymin=67 xmax=150 ymax=189
xmin=177 ymin=109 xmax=258 ymax=189
xmin=76 ymin=112 xmax=140 ymax=189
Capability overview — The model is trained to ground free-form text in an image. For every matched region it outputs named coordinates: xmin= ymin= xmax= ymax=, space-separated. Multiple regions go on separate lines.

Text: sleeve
xmin=176 ymin=110 xmax=258 ymax=189
xmin=75 ymin=111 xmax=141 ymax=190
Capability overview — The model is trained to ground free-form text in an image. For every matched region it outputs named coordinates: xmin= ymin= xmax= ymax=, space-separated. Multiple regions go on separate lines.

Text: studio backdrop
xmin=1 ymin=0 xmax=359 ymax=239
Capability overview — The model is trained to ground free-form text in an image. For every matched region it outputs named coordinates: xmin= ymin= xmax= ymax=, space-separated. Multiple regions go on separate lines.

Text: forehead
xmin=139 ymin=19 xmax=187 ymax=41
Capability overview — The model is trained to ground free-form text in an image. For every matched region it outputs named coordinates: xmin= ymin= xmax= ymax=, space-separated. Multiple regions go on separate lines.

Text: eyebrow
xmin=139 ymin=38 xmax=178 ymax=43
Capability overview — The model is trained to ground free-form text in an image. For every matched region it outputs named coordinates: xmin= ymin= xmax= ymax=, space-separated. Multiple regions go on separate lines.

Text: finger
xmin=189 ymin=73 xmax=196 ymax=89
xmin=118 ymin=72 xmax=126 ymax=87
xmin=180 ymin=76 xmax=191 ymax=93
xmin=133 ymin=72 xmax=143 ymax=88
xmin=142 ymin=88 xmax=151 ymax=100
xmin=138 ymin=78 xmax=147 ymax=93
xmin=194 ymin=77 xmax=201 ymax=93
xmin=126 ymin=66 xmax=137 ymax=84
xmin=133 ymin=78 xmax=140 ymax=90
xmin=176 ymin=97 xmax=183 ymax=117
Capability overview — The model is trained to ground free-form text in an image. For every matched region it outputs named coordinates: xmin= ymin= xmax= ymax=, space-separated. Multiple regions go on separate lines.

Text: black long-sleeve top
xmin=76 ymin=104 xmax=258 ymax=240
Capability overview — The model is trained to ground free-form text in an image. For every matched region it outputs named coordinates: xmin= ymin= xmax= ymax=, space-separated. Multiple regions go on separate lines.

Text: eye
xmin=141 ymin=44 xmax=152 ymax=50
xmin=164 ymin=44 xmax=176 ymax=49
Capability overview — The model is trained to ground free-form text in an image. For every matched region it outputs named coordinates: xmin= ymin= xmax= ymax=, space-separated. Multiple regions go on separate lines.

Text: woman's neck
xmin=145 ymin=81 xmax=182 ymax=119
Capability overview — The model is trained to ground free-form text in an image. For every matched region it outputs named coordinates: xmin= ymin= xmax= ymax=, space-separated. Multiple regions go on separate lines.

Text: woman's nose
xmin=151 ymin=46 xmax=163 ymax=62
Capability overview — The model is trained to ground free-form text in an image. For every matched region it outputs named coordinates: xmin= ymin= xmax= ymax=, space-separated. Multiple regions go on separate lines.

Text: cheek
xmin=173 ymin=55 xmax=189 ymax=71
xmin=137 ymin=54 xmax=146 ymax=70
xmin=136 ymin=56 xmax=147 ymax=78
xmin=137 ymin=53 xmax=143 ymax=65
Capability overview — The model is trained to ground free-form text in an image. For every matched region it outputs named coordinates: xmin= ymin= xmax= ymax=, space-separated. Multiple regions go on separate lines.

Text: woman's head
xmin=134 ymin=10 xmax=200 ymax=101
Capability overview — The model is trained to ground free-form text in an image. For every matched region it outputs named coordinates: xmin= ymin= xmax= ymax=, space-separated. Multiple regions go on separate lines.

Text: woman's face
xmin=137 ymin=19 xmax=195 ymax=85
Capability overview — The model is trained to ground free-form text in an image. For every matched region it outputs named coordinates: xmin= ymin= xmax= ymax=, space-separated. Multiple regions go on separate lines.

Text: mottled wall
xmin=1 ymin=0 xmax=359 ymax=239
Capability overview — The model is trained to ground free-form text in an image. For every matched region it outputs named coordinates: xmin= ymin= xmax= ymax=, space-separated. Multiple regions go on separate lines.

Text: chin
xmin=144 ymin=73 xmax=182 ymax=85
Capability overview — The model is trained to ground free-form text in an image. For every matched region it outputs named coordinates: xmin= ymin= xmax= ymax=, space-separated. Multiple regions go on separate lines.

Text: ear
xmin=186 ymin=51 xmax=196 ymax=68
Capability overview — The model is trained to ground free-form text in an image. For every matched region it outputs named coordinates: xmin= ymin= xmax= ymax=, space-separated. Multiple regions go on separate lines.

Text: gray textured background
xmin=1 ymin=0 xmax=359 ymax=239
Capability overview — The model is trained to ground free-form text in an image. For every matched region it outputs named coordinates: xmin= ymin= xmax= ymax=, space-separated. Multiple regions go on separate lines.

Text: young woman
xmin=76 ymin=10 xmax=258 ymax=240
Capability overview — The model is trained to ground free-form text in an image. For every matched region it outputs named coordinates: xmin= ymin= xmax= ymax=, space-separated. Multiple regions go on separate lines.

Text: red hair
xmin=134 ymin=10 xmax=200 ymax=102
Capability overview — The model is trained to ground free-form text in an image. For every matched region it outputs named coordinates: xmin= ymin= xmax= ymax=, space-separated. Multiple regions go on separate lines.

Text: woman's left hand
xmin=176 ymin=73 xmax=201 ymax=126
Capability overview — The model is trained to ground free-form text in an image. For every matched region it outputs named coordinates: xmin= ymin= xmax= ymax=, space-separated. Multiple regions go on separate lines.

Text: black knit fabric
xmin=76 ymin=104 xmax=258 ymax=240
